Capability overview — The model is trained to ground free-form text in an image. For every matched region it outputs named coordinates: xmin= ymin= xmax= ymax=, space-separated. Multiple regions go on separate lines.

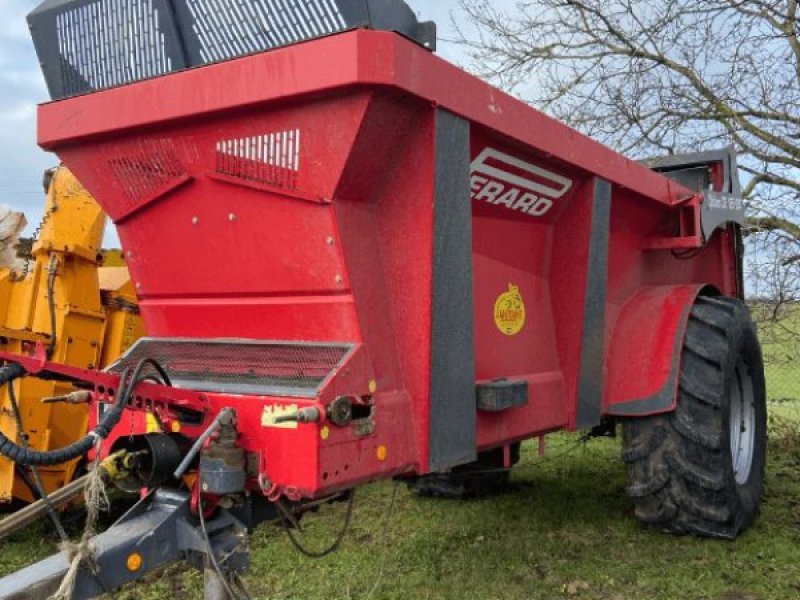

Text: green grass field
xmin=0 ymin=421 xmax=798 ymax=600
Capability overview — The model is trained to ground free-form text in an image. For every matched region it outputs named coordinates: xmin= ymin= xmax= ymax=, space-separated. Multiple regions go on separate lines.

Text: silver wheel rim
xmin=729 ymin=360 xmax=756 ymax=486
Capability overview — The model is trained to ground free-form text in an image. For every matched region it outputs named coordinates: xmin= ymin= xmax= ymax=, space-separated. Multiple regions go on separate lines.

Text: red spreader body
xmin=0 ymin=2 xmax=756 ymax=597
xmin=26 ymin=29 xmax=740 ymax=498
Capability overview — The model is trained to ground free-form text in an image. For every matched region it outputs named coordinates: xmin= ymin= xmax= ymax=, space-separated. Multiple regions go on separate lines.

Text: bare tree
xmin=456 ymin=0 xmax=800 ymax=381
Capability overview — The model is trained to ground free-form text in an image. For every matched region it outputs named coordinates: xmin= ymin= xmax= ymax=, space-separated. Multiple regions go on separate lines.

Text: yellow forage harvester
xmin=0 ymin=166 xmax=143 ymax=504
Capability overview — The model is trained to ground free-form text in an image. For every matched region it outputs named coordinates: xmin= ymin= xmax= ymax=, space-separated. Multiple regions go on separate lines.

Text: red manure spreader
xmin=0 ymin=0 xmax=764 ymax=597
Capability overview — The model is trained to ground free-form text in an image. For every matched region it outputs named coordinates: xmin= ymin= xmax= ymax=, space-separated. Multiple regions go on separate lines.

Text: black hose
xmin=133 ymin=358 xmax=172 ymax=387
xmin=0 ymin=358 xmax=168 ymax=467
xmin=197 ymin=470 xmax=249 ymax=600
xmin=0 ymin=363 xmax=101 ymax=466
xmin=277 ymin=491 xmax=356 ymax=558
xmin=0 ymin=369 xmax=125 ymax=466
xmin=100 ymin=358 xmax=171 ymax=437
xmin=0 ymin=363 xmax=25 ymax=384
xmin=8 ymin=379 xmax=70 ymax=543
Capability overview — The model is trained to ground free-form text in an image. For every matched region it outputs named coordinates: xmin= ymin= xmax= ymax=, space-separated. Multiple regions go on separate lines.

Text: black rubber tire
xmin=622 ymin=295 xmax=767 ymax=539
xmin=408 ymin=444 xmax=521 ymax=498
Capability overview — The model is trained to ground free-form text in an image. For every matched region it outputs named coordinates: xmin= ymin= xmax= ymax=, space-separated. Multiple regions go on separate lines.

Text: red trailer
xmin=0 ymin=1 xmax=765 ymax=598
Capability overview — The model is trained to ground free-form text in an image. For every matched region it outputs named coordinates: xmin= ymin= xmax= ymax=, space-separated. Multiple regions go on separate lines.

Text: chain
xmin=18 ymin=201 xmax=58 ymax=280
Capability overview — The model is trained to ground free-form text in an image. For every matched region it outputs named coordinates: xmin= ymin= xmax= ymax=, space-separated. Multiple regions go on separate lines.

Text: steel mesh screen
xmin=108 ymin=338 xmax=354 ymax=397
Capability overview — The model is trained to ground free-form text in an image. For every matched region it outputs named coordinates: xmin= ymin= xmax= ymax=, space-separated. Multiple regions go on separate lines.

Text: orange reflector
xmin=126 ymin=552 xmax=143 ymax=572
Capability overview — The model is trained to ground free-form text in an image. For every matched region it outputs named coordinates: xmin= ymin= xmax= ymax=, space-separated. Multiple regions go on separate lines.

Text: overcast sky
xmin=0 ymin=0 xmax=473 ymax=244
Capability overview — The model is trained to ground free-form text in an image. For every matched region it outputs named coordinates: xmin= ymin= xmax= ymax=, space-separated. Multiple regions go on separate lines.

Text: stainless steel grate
xmin=107 ymin=338 xmax=355 ymax=397
xmin=29 ymin=0 xmax=437 ymax=100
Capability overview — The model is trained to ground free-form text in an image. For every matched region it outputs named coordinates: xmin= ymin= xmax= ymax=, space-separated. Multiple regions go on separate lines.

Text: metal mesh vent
xmin=108 ymin=139 xmax=185 ymax=206
xmin=56 ymin=0 xmax=174 ymax=97
xmin=108 ymin=338 xmax=355 ymax=397
xmin=216 ymin=130 xmax=301 ymax=188
xmin=186 ymin=0 xmax=346 ymax=63
xmin=30 ymin=0 xmax=436 ymax=100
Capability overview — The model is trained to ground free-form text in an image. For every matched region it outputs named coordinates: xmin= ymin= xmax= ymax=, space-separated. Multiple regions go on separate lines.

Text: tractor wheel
xmin=408 ymin=444 xmax=520 ymax=498
xmin=621 ymin=295 xmax=767 ymax=539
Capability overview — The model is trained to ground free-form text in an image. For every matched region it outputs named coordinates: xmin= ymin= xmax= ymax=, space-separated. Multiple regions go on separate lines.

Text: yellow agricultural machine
xmin=0 ymin=166 xmax=142 ymax=505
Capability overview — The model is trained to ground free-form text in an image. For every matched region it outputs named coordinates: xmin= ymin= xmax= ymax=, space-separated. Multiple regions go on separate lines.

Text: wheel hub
xmin=729 ymin=360 xmax=756 ymax=486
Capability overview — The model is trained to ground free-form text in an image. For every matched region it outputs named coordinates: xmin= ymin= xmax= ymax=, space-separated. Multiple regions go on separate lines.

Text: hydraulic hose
xmin=0 ymin=358 xmax=167 ymax=467
xmin=8 ymin=378 xmax=70 ymax=543
xmin=0 ymin=364 xmax=25 ymax=385
xmin=0 ymin=364 xmax=128 ymax=466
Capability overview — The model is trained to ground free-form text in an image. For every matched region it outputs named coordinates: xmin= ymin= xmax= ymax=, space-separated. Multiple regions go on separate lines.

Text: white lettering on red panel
xmin=470 ymin=148 xmax=573 ymax=217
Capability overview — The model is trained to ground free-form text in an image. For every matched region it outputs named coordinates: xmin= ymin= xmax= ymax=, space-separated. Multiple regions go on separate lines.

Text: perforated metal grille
xmin=216 ymin=129 xmax=301 ymax=188
xmin=56 ymin=0 xmax=173 ymax=96
xmin=186 ymin=0 xmax=346 ymax=63
xmin=30 ymin=0 xmax=436 ymax=100
xmin=108 ymin=338 xmax=355 ymax=397
xmin=107 ymin=139 xmax=186 ymax=206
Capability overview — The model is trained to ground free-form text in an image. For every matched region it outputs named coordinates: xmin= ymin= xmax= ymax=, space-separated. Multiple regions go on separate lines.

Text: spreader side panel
xmin=469 ymin=129 xmax=589 ymax=445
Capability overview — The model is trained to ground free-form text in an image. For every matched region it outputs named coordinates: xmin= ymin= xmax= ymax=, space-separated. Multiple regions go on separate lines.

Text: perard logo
xmin=470 ymin=148 xmax=573 ymax=217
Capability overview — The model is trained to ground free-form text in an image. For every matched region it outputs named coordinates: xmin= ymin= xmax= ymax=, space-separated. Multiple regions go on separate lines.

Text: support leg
xmin=204 ymin=565 xmax=233 ymax=600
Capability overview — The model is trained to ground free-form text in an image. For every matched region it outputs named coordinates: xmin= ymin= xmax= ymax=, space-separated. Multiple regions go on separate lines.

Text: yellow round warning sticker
xmin=494 ymin=284 xmax=526 ymax=336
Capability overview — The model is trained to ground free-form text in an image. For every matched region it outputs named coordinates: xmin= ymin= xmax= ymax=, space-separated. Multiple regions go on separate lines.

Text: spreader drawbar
xmin=0 ymin=489 xmax=259 ymax=600
xmin=28 ymin=0 xmax=436 ymax=100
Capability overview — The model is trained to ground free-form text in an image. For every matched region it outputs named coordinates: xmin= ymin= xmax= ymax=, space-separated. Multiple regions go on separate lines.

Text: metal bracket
xmin=643 ymin=146 xmax=746 ymax=241
xmin=701 ymin=190 xmax=746 ymax=241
